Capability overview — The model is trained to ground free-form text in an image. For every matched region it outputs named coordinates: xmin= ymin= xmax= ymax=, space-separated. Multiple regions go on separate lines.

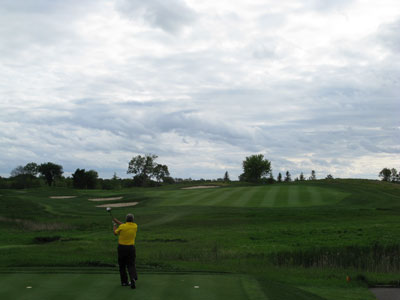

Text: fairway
xmin=0 ymin=273 xmax=266 ymax=300
xmin=153 ymin=185 xmax=349 ymax=208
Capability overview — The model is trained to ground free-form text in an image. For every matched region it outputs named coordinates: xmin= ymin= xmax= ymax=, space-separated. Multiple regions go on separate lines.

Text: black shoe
xmin=121 ymin=282 xmax=130 ymax=286
xmin=131 ymin=280 xmax=136 ymax=289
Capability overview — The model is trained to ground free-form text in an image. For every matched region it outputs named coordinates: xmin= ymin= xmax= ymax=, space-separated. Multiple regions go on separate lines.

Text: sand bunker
xmin=88 ymin=197 xmax=123 ymax=202
xmin=50 ymin=196 xmax=77 ymax=199
xmin=181 ymin=186 xmax=220 ymax=190
xmin=96 ymin=202 xmax=139 ymax=208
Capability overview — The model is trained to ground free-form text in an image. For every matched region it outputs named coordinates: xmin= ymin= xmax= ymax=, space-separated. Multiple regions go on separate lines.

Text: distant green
xmin=151 ymin=185 xmax=349 ymax=207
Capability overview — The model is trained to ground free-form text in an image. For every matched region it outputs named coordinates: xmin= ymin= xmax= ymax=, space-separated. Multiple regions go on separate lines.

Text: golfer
xmin=113 ymin=213 xmax=138 ymax=289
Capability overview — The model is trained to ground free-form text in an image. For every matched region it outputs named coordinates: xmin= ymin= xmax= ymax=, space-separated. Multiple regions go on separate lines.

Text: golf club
xmin=106 ymin=206 xmax=113 ymax=219
xmin=106 ymin=207 xmax=115 ymax=229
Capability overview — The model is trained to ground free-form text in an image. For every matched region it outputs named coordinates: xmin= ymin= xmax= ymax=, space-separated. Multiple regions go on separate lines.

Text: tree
xmin=10 ymin=162 xmax=39 ymax=177
xmin=10 ymin=166 xmax=26 ymax=177
xmin=394 ymin=169 xmax=400 ymax=183
xmin=326 ymin=174 xmax=334 ymax=180
xmin=23 ymin=162 xmax=39 ymax=176
xmin=153 ymin=164 xmax=170 ymax=182
xmin=299 ymin=172 xmax=305 ymax=181
xmin=38 ymin=162 xmax=63 ymax=186
xmin=72 ymin=169 xmax=87 ymax=188
xmin=309 ymin=170 xmax=316 ymax=180
xmin=162 ymin=176 xmax=175 ymax=184
xmin=277 ymin=172 xmax=282 ymax=182
xmin=391 ymin=168 xmax=398 ymax=182
xmin=284 ymin=171 xmax=292 ymax=182
xmin=223 ymin=171 xmax=230 ymax=182
xmin=72 ymin=169 xmax=98 ymax=189
xmin=85 ymin=170 xmax=98 ymax=189
xmin=267 ymin=172 xmax=275 ymax=184
xmin=379 ymin=168 xmax=392 ymax=182
xmin=240 ymin=154 xmax=271 ymax=183
xmin=127 ymin=154 xmax=157 ymax=179
xmin=127 ymin=154 xmax=170 ymax=186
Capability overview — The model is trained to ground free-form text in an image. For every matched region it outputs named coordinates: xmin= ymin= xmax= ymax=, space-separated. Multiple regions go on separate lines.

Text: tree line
xmin=237 ymin=155 xmax=398 ymax=184
xmin=0 ymin=154 xmax=172 ymax=189
xmin=1 ymin=153 xmax=398 ymax=189
xmin=237 ymin=154 xmax=321 ymax=184
xmin=379 ymin=168 xmax=399 ymax=183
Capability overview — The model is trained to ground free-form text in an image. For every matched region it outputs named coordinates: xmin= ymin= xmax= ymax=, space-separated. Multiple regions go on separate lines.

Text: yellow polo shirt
xmin=115 ymin=222 xmax=137 ymax=245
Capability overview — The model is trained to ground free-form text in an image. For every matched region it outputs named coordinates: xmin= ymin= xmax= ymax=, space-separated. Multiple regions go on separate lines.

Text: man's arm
xmin=113 ymin=218 xmax=123 ymax=225
xmin=113 ymin=222 xmax=118 ymax=236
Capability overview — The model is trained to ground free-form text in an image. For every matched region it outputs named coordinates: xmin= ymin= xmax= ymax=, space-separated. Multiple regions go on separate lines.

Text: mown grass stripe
xmin=297 ymin=186 xmax=311 ymax=207
xmin=259 ymin=186 xmax=280 ymax=207
xmin=274 ymin=186 xmax=288 ymax=207
xmin=307 ymin=187 xmax=321 ymax=206
xmin=231 ymin=187 xmax=261 ymax=207
xmin=150 ymin=184 xmax=350 ymax=208
xmin=287 ymin=186 xmax=300 ymax=207
xmin=158 ymin=189 xmax=208 ymax=206
xmin=217 ymin=187 xmax=248 ymax=207
xmin=181 ymin=188 xmax=224 ymax=206
xmin=159 ymin=190 xmax=197 ymax=206
xmin=198 ymin=188 xmax=236 ymax=206
xmin=245 ymin=187 xmax=270 ymax=207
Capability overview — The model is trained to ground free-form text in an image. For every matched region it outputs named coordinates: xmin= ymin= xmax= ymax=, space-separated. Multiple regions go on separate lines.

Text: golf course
xmin=1 ymin=179 xmax=400 ymax=299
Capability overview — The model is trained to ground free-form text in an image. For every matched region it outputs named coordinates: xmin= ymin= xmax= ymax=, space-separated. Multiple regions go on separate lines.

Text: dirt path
xmin=370 ymin=288 xmax=400 ymax=300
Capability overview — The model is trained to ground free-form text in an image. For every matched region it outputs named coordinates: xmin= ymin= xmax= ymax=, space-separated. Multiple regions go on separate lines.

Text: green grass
xmin=0 ymin=273 xmax=266 ymax=300
xmin=148 ymin=184 xmax=349 ymax=208
xmin=1 ymin=179 xmax=400 ymax=299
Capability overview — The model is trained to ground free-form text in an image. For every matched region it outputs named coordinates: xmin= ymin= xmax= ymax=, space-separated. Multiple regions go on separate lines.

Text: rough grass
xmin=269 ymin=243 xmax=400 ymax=272
xmin=0 ymin=217 xmax=72 ymax=231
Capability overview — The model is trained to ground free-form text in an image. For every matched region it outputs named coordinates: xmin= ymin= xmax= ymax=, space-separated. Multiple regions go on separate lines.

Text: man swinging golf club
xmin=111 ymin=209 xmax=138 ymax=289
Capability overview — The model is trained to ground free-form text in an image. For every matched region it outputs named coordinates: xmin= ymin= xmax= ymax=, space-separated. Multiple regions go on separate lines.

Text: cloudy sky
xmin=1 ymin=0 xmax=399 ymax=180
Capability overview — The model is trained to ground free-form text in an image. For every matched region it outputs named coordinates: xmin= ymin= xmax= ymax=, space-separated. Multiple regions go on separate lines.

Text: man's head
xmin=126 ymin=213 xmax=134 ymax=222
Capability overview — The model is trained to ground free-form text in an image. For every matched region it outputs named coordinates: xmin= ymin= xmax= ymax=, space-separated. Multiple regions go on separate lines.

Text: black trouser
xmin=118 ymin=244 xmax=137 ymax=284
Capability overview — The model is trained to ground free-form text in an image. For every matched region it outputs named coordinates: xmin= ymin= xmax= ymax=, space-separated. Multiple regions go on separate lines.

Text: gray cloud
xmin=377 ymin=19 xmax=400 ymax=53
xmin=116 ymin=0 xmax=196 ymax=33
